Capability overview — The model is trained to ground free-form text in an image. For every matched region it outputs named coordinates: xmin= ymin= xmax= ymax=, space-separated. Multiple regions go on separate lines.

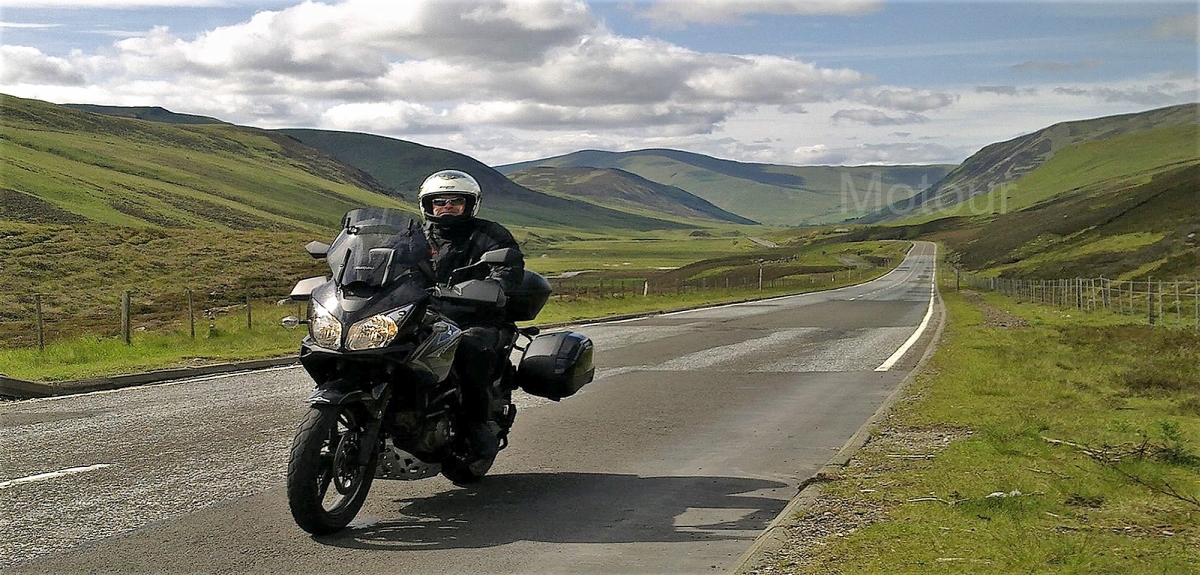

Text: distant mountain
xmin=498 ymin=149 xmax=953 ymax=226
xmin=11 ymin=98 xmax=705 ymax=233
xmin=864 ymin=103 xmax=1200 ymax=223
xmin=276 ymin=129 xmax=696 ymax=232
xmin=63 ymin=104 xmax=228 ymax=125
xmin=507 ymin=166 xmax=758 ymax=225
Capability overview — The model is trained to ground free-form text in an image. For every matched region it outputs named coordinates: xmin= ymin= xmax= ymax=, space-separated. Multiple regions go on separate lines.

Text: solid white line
xmin=0 ymin=464 xmax=112 ymax=490
xmin=875 ymin=258 xmax=937 ymax=372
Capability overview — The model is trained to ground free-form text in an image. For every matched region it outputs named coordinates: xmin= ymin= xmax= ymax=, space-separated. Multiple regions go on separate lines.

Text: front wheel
xmin=286 ymin=405 xmax=377 ymax=535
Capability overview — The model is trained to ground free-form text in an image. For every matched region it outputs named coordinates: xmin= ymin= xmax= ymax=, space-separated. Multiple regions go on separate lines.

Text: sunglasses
xmin=430 ymin=197 xmax=467 ymax=207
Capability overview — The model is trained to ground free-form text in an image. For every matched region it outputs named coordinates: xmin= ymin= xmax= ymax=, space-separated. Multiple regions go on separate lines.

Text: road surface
xmin=0 ymin=241 xmax=940 ymax=574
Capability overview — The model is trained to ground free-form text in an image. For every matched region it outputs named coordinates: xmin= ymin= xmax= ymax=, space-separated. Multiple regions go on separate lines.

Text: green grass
xmin=771 ymin=284 xmax=1200 ymax=573
xmin=2 ymin=95 xmax=408 ymax=231
xmin=0 ymin=240 xmax=906 ymax=383
xmin=0 ymin=300 xmax=306 ymax=381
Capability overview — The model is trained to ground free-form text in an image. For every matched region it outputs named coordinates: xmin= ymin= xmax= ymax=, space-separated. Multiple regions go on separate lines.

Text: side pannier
xmin=515 ymin=331 xmax=594 ymax=401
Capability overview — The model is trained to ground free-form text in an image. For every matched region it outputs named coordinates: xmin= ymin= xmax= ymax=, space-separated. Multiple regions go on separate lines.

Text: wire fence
xmin=0 ymin=278 xmax=304 ymax=350
xmin=0 ymin=267 xmax=887 ymax=350
xmin=544 ymin=268 xmax=878 ymax=301
xmin=947 ymin=267 xmax=1200 ymax=330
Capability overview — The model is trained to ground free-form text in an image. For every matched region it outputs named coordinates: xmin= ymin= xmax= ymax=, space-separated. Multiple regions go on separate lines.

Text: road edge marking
xmin=0 ymin=464 xmax=112 ymax=490
xmin=874 ymin=247 xmax=937 ymax=372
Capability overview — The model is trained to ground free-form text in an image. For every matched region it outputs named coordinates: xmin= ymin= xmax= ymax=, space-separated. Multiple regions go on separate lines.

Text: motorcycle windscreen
xmin=327 ymin=208 xmax=431 ymax=289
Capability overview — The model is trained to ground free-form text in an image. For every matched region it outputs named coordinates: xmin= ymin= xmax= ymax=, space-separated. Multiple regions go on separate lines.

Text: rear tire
xmin=441 ymin=423 xmax=498 ymax=484
xmin=286 ymin=405 xmax=377 ymax=535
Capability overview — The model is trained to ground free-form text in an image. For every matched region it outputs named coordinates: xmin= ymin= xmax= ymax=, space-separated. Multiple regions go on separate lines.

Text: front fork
xmin=306 ymin=381 xmax=393 ymax=467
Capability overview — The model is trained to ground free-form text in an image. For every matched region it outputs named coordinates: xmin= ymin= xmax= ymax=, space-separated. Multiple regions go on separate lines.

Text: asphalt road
xmin=1 ymin=241 xmax=940 ymax=575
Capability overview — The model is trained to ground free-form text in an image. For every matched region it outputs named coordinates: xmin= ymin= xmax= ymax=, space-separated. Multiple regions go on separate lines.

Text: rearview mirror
xmin=478 ymin=248 xmax=521 ymax=266
xmin=289 ymin=276 xmax=327 ymax=302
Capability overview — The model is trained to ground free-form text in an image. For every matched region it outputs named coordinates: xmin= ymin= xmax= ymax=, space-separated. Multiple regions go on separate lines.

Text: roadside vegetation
xmin=0 ymin=234 xmax=908 ymax=383
xmin=757 ymin=281 xmax=1199 ymax=573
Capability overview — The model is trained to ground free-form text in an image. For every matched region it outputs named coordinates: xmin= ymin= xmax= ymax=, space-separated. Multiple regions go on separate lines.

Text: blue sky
xmin=2 ymin=1 xmax=1196 ymax=167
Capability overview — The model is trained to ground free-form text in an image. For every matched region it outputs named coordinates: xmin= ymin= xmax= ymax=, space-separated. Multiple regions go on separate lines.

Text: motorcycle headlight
xmin=345 ymin=305 xmax=413 ymax=351
xmin=309 ymin=300 xmax=342 ymax=349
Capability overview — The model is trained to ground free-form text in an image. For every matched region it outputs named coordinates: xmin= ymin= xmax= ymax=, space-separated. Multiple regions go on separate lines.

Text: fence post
xmin=187 ymin=289 xmax=195 ymax=339
xmin=121 ymin=290 xmax=131 ymax=345
xmin=1158 ymin=281 xmax=1164 ymax=325
xmin=35 ymin=294 xmax=45 ymax=351
xmin=1175 ymin=281 xmax=1182 ymax=327
xmin=1149 ymin=290 xmax=1156 ymax=326
xmin=643 ymin=281 xmax=649 ymax=297
xmin=246 ymin=284 xmax=253 ymax=330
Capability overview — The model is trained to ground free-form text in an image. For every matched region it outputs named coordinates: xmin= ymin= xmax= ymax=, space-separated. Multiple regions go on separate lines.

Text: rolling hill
xmin=864 ymin=102 xmax=1199 ymax=223
xmin=829 ymin=107 xmax=1199 ymax=281
xmin=497 ymin=148 xmax=954 ymax=226
xmin=275 ymin=129 xmax=694 ymax=232
xmin=1 ymin=94 xmax=404 ymax=232
xmin=506 ymin=166 xmax=758 ymax=225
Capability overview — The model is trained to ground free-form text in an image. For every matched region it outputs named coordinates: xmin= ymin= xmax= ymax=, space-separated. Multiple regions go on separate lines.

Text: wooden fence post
xmin=187 ymin=288 xmax=196 ymax=339
xmin=121 ymin=290 xmax=131 ymax=345
xmin=35 ymin=294 xmax=45 ymax=351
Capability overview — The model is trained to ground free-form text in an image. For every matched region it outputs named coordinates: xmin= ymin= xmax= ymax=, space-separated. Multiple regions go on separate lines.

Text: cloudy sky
xmin=2 ymin=1 xmax=1196 ymax=167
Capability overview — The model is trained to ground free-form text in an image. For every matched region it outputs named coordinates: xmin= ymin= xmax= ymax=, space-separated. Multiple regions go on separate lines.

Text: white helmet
xmin=418 ymin=169 xmax=481 ymax=222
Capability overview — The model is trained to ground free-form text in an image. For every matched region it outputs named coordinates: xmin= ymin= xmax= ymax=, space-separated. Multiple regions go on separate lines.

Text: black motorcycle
xmin=281 ymin=207 xmax=594 ymax=535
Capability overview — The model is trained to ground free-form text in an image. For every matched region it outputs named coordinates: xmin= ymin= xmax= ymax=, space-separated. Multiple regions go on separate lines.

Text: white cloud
xmin=0 ymin=45 xmax=86 ymax=85
xmin=791 ymin=142 xmax=968 ymax=166
xmin=849 ymin=87 xmax=957 ymax=112
xmin=1151 ymin=12 xmax=1198 ymax=44
xmin=3 ymin=0 xmax=226 ymax=6
xmin=1 ymin=0 xmax=1195 ymax=168
xmin=1011 ymin=59 xmax=1104 ymax=74
xmin=831 ymin=109 xmax=930 ymax=126
xmin=634 ymin=0 xmax=881 ymax=28
xmin=0 ymin=0 xmax=866 ymax=139
xmin=1053 ymin=83 xmax=1197 ymax=106
xmin=0 ymin=22 xmax=63 ymax=29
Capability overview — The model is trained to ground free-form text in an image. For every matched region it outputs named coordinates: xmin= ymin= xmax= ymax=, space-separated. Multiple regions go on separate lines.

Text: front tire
xmin=286 ymin=405 xmax=377 ymax=535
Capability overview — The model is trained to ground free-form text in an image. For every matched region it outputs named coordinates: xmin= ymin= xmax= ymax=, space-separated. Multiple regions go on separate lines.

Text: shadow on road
xmin=319 ymin=472 xmax=788 ymax=551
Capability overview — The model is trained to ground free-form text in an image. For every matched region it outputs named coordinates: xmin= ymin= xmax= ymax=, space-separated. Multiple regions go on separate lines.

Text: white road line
xmin=874 ymin=256 xmax=937 ymax=372
xmin=0 ymin=464 xmax=112 ymax=490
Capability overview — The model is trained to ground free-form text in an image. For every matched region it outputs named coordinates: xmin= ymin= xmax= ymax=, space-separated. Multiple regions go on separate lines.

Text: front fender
xmin=305 ymin=387 xmax=366 ymax=405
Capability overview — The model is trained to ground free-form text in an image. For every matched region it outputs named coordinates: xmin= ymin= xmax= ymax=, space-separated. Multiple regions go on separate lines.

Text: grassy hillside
xmin=836 ymin=160 xmax=1198 ymax=282
xmin=507 ymin=166 xmax=759 ymax=225
xmin=947 ymin=162 xmax=1199 ymax=281
xmin=276 ymin=129 xmax=697 ymax=232
xmin=498 ymin=148 xmax=953 ymax=226
xmin=868 ymin=103 xmax=1199 ymax=223
xmin=1 ymin=94 xmax=408 ymax=231
xmin=63 ymin=103 xmax=228 ymax=125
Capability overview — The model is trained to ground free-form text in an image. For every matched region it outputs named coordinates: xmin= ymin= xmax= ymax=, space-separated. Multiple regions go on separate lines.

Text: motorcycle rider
xmin=418 ymin=169 xmax=524 ymax=461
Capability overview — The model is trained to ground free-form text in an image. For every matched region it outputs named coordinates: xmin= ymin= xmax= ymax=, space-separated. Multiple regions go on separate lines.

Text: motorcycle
xmin=280 ymin=207 xmax=594 ymax=535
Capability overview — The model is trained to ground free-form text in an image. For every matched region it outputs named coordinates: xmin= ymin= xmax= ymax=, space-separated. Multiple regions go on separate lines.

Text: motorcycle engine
xmin=391 ymin=409 xmax=451 ymax=454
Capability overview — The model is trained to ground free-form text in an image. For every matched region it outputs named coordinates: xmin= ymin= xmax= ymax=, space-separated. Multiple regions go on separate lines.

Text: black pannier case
xmin=505 ymin=270 xmax=552 ymax=322
xmin=516 ymin=331 xmax=595 ymax=400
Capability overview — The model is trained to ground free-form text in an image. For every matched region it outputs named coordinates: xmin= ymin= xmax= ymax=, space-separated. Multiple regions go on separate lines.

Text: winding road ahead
xmin=1 ymin=241 xmax=940 ymax=574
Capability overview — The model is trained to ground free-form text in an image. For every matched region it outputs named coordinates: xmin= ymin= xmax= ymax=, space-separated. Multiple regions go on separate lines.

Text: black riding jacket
xmin=424 ymin=217 xmax=524 ymax=324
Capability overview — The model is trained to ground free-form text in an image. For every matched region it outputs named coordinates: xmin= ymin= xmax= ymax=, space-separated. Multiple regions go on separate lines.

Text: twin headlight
xmin=309 ymin=301 xmax=413 ymax=351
